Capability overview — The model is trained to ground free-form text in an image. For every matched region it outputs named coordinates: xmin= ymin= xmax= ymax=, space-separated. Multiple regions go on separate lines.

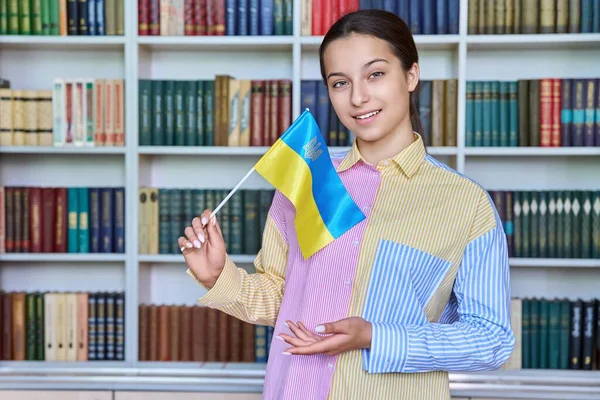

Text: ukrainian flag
xmin=254 ymin=109 xmax=365 ymax=259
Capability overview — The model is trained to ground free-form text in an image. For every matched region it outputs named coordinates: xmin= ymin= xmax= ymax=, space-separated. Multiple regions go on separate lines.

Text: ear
xmin=406 ymin=62 xmax=420 ymax=92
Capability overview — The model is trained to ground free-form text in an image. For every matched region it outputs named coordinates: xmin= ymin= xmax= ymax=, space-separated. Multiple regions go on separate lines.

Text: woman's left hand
xmin=278 ymin=317 xmax=372 ymax=356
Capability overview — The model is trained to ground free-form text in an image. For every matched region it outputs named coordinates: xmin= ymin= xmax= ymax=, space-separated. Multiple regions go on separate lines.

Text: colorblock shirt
xmin=187 ymin=133 xmax=515 ymax=400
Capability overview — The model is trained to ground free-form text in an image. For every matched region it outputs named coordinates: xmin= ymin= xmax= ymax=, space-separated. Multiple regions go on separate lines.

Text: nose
xmin=351 ymin=81 xmax=369 ymax=106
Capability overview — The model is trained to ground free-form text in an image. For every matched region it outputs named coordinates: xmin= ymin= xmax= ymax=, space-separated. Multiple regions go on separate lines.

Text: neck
xmin=356 ymin=119 xmax=416 ymax=166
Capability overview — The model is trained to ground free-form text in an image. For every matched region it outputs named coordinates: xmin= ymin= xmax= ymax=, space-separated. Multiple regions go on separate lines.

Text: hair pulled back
xmin=318 ymin=9 xmax=424 ymax=139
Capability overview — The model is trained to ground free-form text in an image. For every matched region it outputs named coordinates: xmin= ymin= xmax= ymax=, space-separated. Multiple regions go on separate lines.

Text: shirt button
xmin=353 ymin=239 xmax=360 ymax=246
xmin=383 ymin=160 xmax=389 ymax=166
xmin=344 ymin=279 xmax=352 ymax=286
xmin=328 ymin=363 xmax=334 ymax=369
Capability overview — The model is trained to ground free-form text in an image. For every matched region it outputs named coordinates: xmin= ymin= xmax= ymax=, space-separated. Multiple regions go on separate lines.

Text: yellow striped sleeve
xmin=187 ymin=214 xmax=288 ymax=326
xmin=468 ymin=189 xmax=499 ymax=242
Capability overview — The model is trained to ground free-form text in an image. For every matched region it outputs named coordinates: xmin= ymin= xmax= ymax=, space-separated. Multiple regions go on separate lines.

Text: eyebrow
xmin=327 ymin=58 xmax=389 ymax=80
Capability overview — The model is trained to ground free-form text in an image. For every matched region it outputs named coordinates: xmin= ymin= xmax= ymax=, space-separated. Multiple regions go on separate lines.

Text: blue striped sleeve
xmin=364 ymin=213 xmax=515 ymax=374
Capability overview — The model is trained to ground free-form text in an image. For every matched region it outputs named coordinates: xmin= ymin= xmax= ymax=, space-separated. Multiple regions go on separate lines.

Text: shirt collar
xmin=336 ymin=132 xmax=427 ymax=178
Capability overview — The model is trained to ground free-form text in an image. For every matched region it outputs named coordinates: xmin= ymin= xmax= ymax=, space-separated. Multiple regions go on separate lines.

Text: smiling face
xmin=322 ymin=33 xmax=419 ymax=147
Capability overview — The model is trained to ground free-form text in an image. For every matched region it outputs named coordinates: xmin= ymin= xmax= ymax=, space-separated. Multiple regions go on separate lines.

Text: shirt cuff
xmin=362 ymin=322 xmax=409 ymax=373
xmin=186 ymin=254 xmax=242 ymax=307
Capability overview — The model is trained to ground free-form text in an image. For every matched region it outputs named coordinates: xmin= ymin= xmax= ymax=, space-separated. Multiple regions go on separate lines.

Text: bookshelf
xmin=1 ymin=0 xmax=599 ymax=399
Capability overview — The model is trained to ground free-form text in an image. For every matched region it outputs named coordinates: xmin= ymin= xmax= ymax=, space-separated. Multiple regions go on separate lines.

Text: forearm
xmin=363 ymin=316 xmax=514 ymax=374
xmin=187 ymin=254 xmax=284 ymax=326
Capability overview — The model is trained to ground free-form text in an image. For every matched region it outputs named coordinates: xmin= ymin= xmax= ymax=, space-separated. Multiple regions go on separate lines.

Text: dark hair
xmin=318 ymin=9 xmax=424 ymax=140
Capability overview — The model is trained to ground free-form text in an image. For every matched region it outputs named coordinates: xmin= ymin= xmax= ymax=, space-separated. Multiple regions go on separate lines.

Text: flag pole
xmin=209 ymin=166 xmax=256 ymax=221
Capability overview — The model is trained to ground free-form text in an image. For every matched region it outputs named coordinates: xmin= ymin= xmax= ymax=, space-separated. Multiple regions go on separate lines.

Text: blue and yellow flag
xmin=254 ymin=109 xmax=365 ymax=259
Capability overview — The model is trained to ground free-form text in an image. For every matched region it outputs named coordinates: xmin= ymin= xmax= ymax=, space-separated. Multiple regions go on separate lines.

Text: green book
xmin=0 ymin=0 xmax=8 ymax=34
xmin=35 ymin=292 xmax=44 ymax=360
xmin=158 ymin=189 xmax=171 ymax=254
xmin=521 ymin=191 xmax=531 ymax=258
xmin=482 ymin=81 xmax=492 ymax=146
xmin=559 ymin=299 xmax=571 ymax=369
xmin=195 ymin=80 xmax=205 ymax=146
xmin=592 ymin=191 xmax=600 ymax=259
xmin=182 ymin=189 xmax=193 ymax=235
xmin=491 ymin=81 xmax=499 ymax=146
xmin=548 ymin=299 xmax=561 ymax=369
xmin=192 ymin=189 xmax=206 ymax=219
xmin=18 ymin=0 xmax=30 ymax=34
xmin=8 ymin=0 xmax=19 ymax=34
xmin=530 ymin=298 xmax=540 ymax=368
xmin=164 ymin=80 xmax=176 ymax=146
xmin=563 ymin=191 xmax=574 ymax=258
xmin=499 ymin=81 xmax=510 ymax=146
xmin=529 ymin=190 xmax=539 ymax=258
xmin=465 ymin=81 xmax=474 ymax=147
xmin=175 ymin=81 xmax=186 ymax=146
xmin=138 ymin=80 xmax=153 ymax=146
xmin=243 ymin=190 xmax=260 ymax=254
xmin=229 ymin=190 xmax=243 ymax=255
xmin=538 ymin=191 xmax=548 ymax=258
xmin=547 ymin=191 xmax=558 ymax=258
xmin=40 ymin=0 xmax=49 ymax=35
xmin=26 ymin=293 xmax=36 ymax=360
xmin=513 ymin=191 xmax=523 ymax=258
xmin=184 ymin=80 xmax=197 ymax=146
xmin=539 ymin=299 xmax=549 ymax=369
xmin=48 ymin=0 xmax=58 ymax=34
xmin=203 ymin=80 xmax=215 ymax=146
xmin=508 ymin=81 xmax=519 ymax=147
xmin=522 ymin=298 xmax=531 ymax=368
xmin=78 ymin=187 xmax=89 ymax=253
xmin=580 ymin=191 xmax=592 ymax=259
xmin=152 ymin=80 xmax=165 ymax=146
xmin=30 ymin=0 xmax=41 ymax=34
xmin=67 ymin=187 xmax=79 ymax=253
xmin=474 ymin=81 xmax=483 ymax=146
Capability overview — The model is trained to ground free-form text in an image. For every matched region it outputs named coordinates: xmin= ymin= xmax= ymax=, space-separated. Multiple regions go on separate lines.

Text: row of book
xmin=0 ymin=186 xmax=125 ymax=254
xmin=139 ymin=0 xmax=292 ymax=36
xmin=468 ymin=0 xmax=600 ymax=35
xmin=509 ymin=297 xmax=600 ymax=371
xmin=138 ymin=78 xmax=291 ymax=147
xmin=303 ymin=0 xmax=459 ymax=36
xmin=489 ymin=190 xmax=600 ymax=259
xmin=0 ymin=78 xmax=125 ymax=148
xmin=138 ymin=303 xmax=273 ymax=363
xmin=466 ymin=78 xmax=600 ymax=148
xmin=138 ymin=187 xmax=274 ymax=255
xmin=0 ymin=291 xmax=125 ymax=361
xmin=0 ymin=0 xmax=124 ymax=36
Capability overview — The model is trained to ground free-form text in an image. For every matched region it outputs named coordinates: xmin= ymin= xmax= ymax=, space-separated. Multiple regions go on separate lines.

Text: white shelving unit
xmin=1 ymin=0 xmax=599 ymax=398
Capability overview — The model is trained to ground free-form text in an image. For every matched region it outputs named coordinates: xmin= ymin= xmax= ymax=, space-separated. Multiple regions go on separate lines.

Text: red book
xmin=54 ymin=188 xmax=68 ymax=253
xmin=195 ymin=0 xmax=207 ymax=35
xmin=138 ymin=0 xmax=150 ymax=35
xmin=539 ymin=78 xmax=553 ymax=147
xmin=312 ymin=0 xmax=323 ymax=35
xmin=184 ymin=0 xmax=196 ymax=35
xmin=29 ymin=187 xmax=42 ymax=253
xmin=551 ymin=78 xmax=562 ymax=147
xmin=250 ymin=80 xmax=265 ymax=146
xmin=149 ymin=0 xmax=160 ymax=35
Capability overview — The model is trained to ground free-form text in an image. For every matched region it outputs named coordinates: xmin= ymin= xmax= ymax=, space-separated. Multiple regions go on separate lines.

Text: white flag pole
xmin=209 ymin=166 xmax=256 ymax=221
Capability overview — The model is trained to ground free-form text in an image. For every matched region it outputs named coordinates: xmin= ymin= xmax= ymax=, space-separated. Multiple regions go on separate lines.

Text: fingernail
xmin=282 ymin=352 xmax=291 ymax=355
xmin=197 ymin=232 xmax=205 ymax=243
xmin=193 ymin=240 xmax=201 ymax=248
xmin=186 ymin=242 xmax=193 ymax=248
xmin=315 ymin=325 xmax=325 ymax=333
xmin=212 ymin=216 xmax=217 ymax=226
xmin=180 ymin=246 xmax=185 ymax=252
xmin=283 ymin=321 xmax=289 ymax=328
xmin=201 ymin=217 xmax=207 ymax=226
xmin=276 ymin=335 xmax=285 ymax=341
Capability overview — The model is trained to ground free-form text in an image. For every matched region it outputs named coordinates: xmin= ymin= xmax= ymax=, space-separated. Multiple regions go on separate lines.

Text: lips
xmin=353 ymin=109 xmax=381 ymax=120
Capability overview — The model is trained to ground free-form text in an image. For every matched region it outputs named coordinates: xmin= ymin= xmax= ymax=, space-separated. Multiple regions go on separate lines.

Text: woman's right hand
xmin=178 ymin=209 xmax=226 ymax=289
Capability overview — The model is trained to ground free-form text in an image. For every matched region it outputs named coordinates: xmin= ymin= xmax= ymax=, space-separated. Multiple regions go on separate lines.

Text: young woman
xmin=179 ymin=9 xmax=514 ymax=400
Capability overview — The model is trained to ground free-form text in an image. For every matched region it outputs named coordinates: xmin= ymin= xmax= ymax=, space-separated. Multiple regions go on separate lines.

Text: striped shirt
xmin=187 ymin=133 xmax=515 ymax=400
